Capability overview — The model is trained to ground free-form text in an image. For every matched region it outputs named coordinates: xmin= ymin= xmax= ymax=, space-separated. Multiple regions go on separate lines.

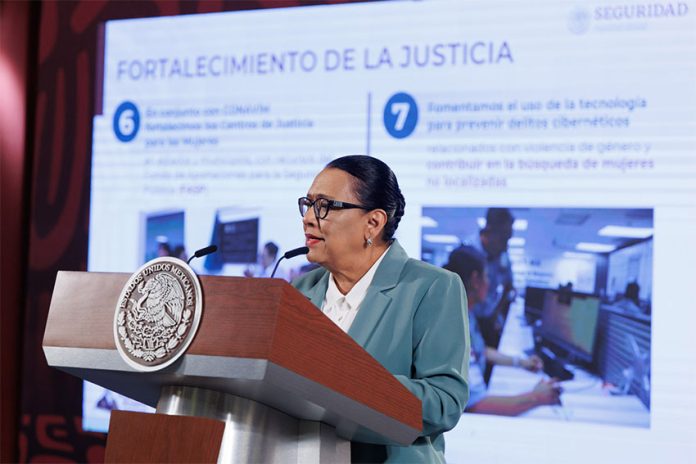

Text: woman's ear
xmin=365 ymin=209 xmax=388 ymax=242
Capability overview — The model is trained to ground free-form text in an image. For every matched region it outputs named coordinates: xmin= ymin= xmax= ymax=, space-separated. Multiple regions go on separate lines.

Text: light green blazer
xmin=292 ymin=241 xmax=470 ymax=463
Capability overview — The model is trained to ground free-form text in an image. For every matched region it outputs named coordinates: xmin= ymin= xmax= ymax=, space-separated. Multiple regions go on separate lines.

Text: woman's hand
xmin=531 ymin=378 xmax=562 ymax=405
xmin=520 ymin=354 xmax=544 ymax=372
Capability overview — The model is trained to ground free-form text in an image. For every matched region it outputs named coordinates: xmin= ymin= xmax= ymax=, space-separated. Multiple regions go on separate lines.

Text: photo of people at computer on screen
xmin=139 ymin=207 xmax=314 ymax=281
xmin=422 ymin=207 xmax=652 ymax=428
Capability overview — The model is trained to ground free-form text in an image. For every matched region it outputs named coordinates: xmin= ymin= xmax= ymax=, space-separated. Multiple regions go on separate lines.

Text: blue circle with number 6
xmin=383 ymin=92 xmax=418 ymax=139
xmin=113 ymin=101 xmax=140 ymax=142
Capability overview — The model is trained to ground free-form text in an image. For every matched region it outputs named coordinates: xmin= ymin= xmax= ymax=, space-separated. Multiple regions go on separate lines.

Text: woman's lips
xmin=305 ymin=235 xmax=323 ymax=247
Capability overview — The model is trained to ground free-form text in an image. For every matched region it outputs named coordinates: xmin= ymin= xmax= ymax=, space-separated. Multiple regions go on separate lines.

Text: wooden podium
xmin=43 ymin=271 xmax=421 ymax=463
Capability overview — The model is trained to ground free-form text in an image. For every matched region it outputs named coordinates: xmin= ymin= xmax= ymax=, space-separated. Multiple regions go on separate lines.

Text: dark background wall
xmin=1 ymin=1 xmax=34 ymax=461
xmin=1 ymin=1 xmax=367 ymax=462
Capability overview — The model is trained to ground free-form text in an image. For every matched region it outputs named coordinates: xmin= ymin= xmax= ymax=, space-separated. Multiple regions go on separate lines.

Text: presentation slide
xmin=85 ymin=0 xmax=696 ymax=462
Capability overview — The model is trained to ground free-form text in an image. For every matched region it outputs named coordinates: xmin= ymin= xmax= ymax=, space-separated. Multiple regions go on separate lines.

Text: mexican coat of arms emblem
xmin=114 ymin=257 xmax=203 ymax=371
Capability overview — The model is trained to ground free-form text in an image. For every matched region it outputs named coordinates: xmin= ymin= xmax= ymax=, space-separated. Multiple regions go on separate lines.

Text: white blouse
xmin=321 ymin=247 xmax=389 ymax=333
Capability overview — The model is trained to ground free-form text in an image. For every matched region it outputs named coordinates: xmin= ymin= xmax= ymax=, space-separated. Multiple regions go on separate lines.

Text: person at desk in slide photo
xmin=293 ymin=155 xmax=470 ymax=463
xmin=472 ymin=207 xmax=517 ymax=351
xmin=244 ymin=241 xmax=286 ymax=279
xmin=445 ymin=245 xmax=562 ymax=416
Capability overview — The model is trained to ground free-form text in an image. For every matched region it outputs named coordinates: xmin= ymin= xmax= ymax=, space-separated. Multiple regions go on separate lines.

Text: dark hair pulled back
xmin=443 ymin=245 xmax=486 ymax=290
xmin=325 ymin=155 xmax=405 ymax=242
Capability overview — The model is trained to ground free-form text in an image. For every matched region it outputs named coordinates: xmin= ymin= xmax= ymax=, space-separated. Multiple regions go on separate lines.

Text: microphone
xmin=271 ymin=246 xmax=309 ymax=278
xmin=187 ymin=245 xmax=218 ymax=264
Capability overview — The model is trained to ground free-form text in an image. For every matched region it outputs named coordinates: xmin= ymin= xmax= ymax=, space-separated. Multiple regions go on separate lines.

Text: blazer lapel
xmin=348 ymin=241 xmax=409 ymax=347
xmin=304 ymin=271 xmax=330 ymax=309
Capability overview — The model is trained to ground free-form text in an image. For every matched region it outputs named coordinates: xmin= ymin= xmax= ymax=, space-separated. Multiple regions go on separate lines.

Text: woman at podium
xmin=293 ymin=155 xmax=470 ymax=463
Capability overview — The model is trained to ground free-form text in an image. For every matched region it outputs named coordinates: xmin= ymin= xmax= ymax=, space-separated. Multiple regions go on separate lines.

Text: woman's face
xmin=470 ymin=268 xmax=490 ymax=306
xmin=302 ymin=168 xmax=369 ymax=270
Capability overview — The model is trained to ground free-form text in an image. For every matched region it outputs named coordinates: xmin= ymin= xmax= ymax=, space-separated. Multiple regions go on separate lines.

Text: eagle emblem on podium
xmin=114 ymin=257 xmax=203 ymax=371
xmin=137 ymin=273 xmax=185 ymax=328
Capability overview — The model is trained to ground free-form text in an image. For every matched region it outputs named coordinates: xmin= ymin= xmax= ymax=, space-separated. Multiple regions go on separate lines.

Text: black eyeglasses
xmin=298 ymin=196 xmax=369 ymax=220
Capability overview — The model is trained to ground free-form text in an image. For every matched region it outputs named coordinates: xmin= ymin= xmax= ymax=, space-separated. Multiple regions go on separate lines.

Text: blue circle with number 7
xmin=383 ymin=92 xmax=418 ymax=139
xmin=113 ymin=101 xmax=140 ymax=142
